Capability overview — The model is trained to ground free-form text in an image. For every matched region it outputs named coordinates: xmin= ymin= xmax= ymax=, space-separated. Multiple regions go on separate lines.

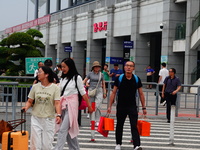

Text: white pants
xmin=54 ymin=108 xmax=80 ymax=150
xmin=30 ymin=116 xmax=55 ymax=150
xmin=89 ymin=87 xmax=103 ymax=122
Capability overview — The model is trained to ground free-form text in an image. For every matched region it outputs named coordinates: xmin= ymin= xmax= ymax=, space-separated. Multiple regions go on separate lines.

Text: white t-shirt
xmin=28 ymin=83 xmax=60 ymax=118
xmin=158 ymin=68 xmax=169 ymax=84
xmin=34 ymin=69 xmax=38 ymax=77
xmin=60 ymin=75 xmax=86 ymax=97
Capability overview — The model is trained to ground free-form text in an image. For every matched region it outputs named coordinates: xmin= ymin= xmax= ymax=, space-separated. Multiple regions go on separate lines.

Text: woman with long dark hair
xmin=22 ymin=66 xmax=61 ymax=150
xmin=54 ymin=58 xmax=93 ymax=150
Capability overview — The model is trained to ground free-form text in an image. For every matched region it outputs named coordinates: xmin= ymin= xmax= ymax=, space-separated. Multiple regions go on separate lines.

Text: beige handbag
xmin=88 ymin=72 xmax=101 ymax=97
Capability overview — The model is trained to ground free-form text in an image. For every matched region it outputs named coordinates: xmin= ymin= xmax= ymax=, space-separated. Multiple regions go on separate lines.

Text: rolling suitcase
xmin=1 ymin=109 xmax=29 ymax=150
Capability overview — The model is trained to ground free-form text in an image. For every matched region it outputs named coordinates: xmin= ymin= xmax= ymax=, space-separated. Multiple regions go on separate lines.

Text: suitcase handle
xmin=21 ymin=109 xmax=26 ymax=135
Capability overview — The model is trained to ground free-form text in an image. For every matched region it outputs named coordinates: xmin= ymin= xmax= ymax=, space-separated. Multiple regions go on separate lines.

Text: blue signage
xmin=123 ymin=41 xmax=134 ymax=49
xmin=110 ymin=57 xmax=124 ymax=64
xmin=105 ymin=57 xmax=110 ymax=63
xmin=64 ymin=46 xmax=72 ymax=52
xmin=86 ymin=57 xmax=90 ymax=64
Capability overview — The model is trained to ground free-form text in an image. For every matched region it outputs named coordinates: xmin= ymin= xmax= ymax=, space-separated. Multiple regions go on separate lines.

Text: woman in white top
xmin=54 ymin=58 xmax=93 ymax=150
xmin=23 ymin=66 xmax=61 ymax=150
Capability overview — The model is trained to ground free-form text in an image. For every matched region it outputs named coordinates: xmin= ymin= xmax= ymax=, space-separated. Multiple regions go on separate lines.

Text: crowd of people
xmin=22 ymin=58 xmax=181 ymax=150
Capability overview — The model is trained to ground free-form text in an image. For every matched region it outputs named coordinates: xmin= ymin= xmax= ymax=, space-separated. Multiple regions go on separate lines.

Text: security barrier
xmin=105 ymin=81 xmax=200 ymax=117
xmin=0 ymin=76 xmax=200 ymax=120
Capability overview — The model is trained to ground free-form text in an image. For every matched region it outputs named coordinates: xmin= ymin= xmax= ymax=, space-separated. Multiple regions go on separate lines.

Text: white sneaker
xmin=115 ymin=144 xmax=121 ymax=150
xmin=95 ymin=122 xmax=99 ymax=127
xmin=134 ymin=146 xmax=142 ymax=150
xmin=160 ymin=100 xmax=166 ymax=106
xmin=87 ymin=114 xmax=90 ymax=119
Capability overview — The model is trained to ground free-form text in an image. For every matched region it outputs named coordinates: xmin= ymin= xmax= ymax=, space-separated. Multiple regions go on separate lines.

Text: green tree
xmin=0 ymin=29 xmax=44 ymax=76
xmin=0 ymin=47 xmax=14 ymax=70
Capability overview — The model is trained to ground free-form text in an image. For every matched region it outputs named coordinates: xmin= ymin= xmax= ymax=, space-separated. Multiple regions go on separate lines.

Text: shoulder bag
xmin=88 ymin=72 xmax=101 ymax=97
xmin=75 ymin=75 xmax=88 ymax=109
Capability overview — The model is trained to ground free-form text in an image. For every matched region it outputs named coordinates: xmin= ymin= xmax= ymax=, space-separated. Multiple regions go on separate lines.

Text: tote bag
xmin=104 ymin=116 xmax=114 ymax=131
xmin=97 ymin=116 xmax=109 ymax=137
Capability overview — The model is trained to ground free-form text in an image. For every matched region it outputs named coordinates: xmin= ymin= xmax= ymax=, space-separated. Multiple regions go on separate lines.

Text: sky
xmin=0 ymin=0 xmax=68 ymax=31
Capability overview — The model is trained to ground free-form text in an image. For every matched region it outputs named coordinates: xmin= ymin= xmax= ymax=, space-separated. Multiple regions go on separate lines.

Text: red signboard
xmin=5 ymin=15 xmax=51 ymax=34
xmin=93 ymin=21 xmax=107 ymax=33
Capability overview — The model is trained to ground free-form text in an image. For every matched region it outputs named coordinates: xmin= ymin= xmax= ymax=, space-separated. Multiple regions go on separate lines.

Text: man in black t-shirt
xmin=107 ymin=61 xmax=147 ymax=150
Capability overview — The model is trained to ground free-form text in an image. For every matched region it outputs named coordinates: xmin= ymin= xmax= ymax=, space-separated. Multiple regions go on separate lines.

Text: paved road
xmin=1 ymin=91 xmax=200 ymax=149
xmin=51 ymin=114 xmax=200 ymax=150
xmin=1 ymin=111 xmax=200 ymax=150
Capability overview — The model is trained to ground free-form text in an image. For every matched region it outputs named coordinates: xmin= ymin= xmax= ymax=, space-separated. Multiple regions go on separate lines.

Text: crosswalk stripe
xmin=51 ymin=119 xmax=200 ymax=149
xmin=55 ymin=141 xmax=200 ymax=150
xmin=64 ymin=136 xmax=200 ymax=147
xmin=78 ymin=128 xmax=199 ymax=137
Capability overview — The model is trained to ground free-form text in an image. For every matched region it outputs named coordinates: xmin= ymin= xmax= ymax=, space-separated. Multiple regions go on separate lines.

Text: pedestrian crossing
xmin=52 ymin=118 xmax=200 ymax=150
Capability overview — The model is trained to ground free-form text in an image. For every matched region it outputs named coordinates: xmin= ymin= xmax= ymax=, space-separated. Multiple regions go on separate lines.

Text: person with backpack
xmin=107 ymin=61 xmax=147 ymax=150
xmin=54 ymin=58 xmax=93 ymax=150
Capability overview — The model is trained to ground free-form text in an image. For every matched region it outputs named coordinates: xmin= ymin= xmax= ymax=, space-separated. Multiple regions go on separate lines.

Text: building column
xmin=106 ymin=5 xmax=124 ymax=70
xmin=45 ymin=23 xmax=57 ymax=67
xmin=56 ymin=0 xmax=61 ymax=11
xmin=68 ymin=0 xmax=73 ymax=7
xmin=86 ymin=10 xmax=102 ymax=75
xmin=184 ymin=0 xmax=198 ymax=85
xmin=161 ymin=0 xmax=187 ymax=82
xmin=35 ymin=0 xmax=39 ymax=19
xmin=56 ymin=19 xmax=66 ymax=64
xmin=46 ymin=0 xmax=50 ymax=15
xmin=70 ymin=15 xmax=85 ymax=77
xmin=130 ymin=1 xmax=150 ymax=81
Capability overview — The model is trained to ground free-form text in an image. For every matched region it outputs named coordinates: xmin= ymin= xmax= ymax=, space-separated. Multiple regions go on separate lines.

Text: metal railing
xmin=0 ymin=82 xmax=19 ymax=121
xmin=192 ymin=11 xmax=200 ymax=33
xmin=175 ymin=22 xmax=186 ymax=40
xmin=0 ymin=77 xmax=200 ymax=120
xmin=105 ymin=81 xmax=200 ymax=117
xmin=0 ymin=77 xmax=33 ymax=121
xmin=191 ymin=65 xmax=200 ymax=84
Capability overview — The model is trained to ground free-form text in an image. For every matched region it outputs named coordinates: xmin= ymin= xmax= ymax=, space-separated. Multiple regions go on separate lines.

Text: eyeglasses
xmin=125 ymin=65 xmax=135 ymax=67
xmin=38 ymin=71 xmax=44 ymax=74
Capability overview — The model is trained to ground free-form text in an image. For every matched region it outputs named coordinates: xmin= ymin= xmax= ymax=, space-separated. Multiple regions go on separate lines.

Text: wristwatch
xmin=56 ymin=114 xmax=61 ymax=118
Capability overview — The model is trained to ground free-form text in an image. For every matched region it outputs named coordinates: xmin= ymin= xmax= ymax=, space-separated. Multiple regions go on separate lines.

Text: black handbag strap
xmin=75 ymin=74 xmax=82 ymax=106
xmin=74 ymin=74 xmax=80 ymax=95
xmin=21 ymin=109 xmax=26 ymax=135
xmin=7 ymin=131 xmax=14 ymax=150
xmin=61 ymin=78 xmax=71 ymax=96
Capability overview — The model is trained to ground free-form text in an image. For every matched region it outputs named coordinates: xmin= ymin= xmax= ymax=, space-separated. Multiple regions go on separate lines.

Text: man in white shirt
xmin=34 ymin=61 xmax=44 ymax=77
xmin=158 ymin=63 xmax=169 ymax=106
